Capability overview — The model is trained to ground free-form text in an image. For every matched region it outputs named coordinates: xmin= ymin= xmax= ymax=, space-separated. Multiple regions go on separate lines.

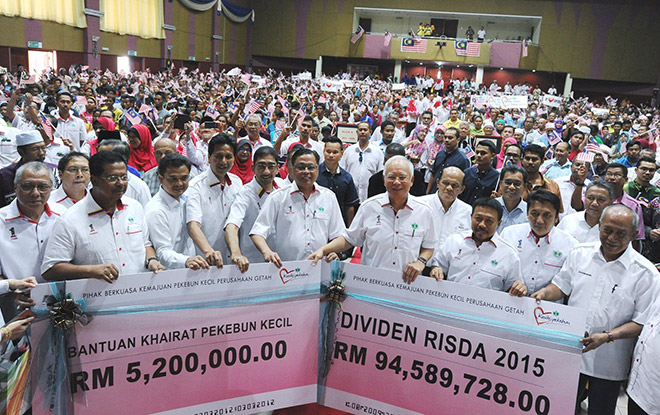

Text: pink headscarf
xmin=496 ymin=137 xmax=518 ymax=169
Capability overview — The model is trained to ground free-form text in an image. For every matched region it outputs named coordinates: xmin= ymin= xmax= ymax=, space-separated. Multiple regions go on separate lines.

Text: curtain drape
xmin=100 ymin=0 xmax=165 ymax=39
xmin=0 ymin=0 xmax=86 ymax=28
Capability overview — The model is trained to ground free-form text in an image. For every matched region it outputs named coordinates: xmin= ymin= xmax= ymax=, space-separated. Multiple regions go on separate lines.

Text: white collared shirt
xmin=627 ymin=295 xmax=660 ymax=414
xmin=239 ymin=135 xmax=273 ymax=151
xmin=145 ymin=187 xmax=195 ymax=269
xmin=500 ymin=224 xmax=577 ymax=294
xmin=551 ymin=242 xmax=658 ymax=380
xmin=183 ymin=138 xmax=209 ymax=173
xmin=41 ymin=194 xmax=151 ymax=276
xmin=344 ymin=193 xmax=437 ymax=271
xmin=430 ymin=231 xmax=522 ymax=292
xmin=556 ymin=176 xmax=589 ymax=219
xmin=339 ymin=142 xmax=384 ymax=202
xmin=186 ymin=169 xmax=243 ymax=260
xmin=55 ymin=114 xmax=87 ymax=150
xmin=250 ymin=181 xmax=344 ymax=261
xmin=224 ymin=178 xmax=280 ymax=263
xmin=557 ymin=211 xmax=600 ymax=243
xmin=125 ymin=174 xmax=152 ymax=207
xmin=48 ymin=186 xmax=88 ymax=210
xmin=0 ymin=200 xmax=64 ymax=282
xmin=418 ymin=193 xmax=471 ymax=247
xmin=0 ymin=126 xmax=19 ymax=169
xmin=279 ymin=136 xmax=325 ymax=162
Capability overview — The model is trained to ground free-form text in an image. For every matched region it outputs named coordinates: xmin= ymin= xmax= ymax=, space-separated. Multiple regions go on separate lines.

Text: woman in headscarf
xmin=495 ymin=137 xmax=518 ymax=168
xmin=127 ymin=124 xmax=157 ymax=173
xmin=229 ymin=138 xmax=254 ymax=184
xmin=82 ymin=116 xmax=116 ymax=156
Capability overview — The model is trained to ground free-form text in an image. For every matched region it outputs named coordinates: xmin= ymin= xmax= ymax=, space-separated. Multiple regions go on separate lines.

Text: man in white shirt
xmin=340 ymin=121 xmax=384 ymax=202
xmin=53 ymin=91 xmax=87 ymax=151
xmin=238 ymin=114 xmax=272 ymax=150
xmin=429 ymin=197 xmax=527 ymax=296
xmin=96 ymin=140 xmax=151 ymax=206
xmin=275 ymin=116 xmax=324 ymax=161
xmin=145 ymin=154 xmax=208 ymax=270
xmin=0 ymin=162 xmax=64 ymax=284
xmin=370 ymin=112 xmax=405 ymax=145
xmin=250 ymin=148 xmax=344 ymax=265
xmin=225 ymin=146 xmax=282 ymax=272
xmin=558 ymin=181 xmax=613 ymax=243
xmin=42 ymin=151 xmax=165 ymax=282
xmin=532 ymin=204 xmax=657 ymax=415
xmin=186 ymin=133 xmax=243 ymax=267
xmin=496 ymin=164 xmax=529 ymax=233
xmin=500 ymin=189 xmax=577 ymax=294
xmin=309 ymin=156 xmax=437 ymax=283
xmin=419 ymin=166 xmax=471 ymax=247
xmin=556 ymin=157 xmax=590 ymax=219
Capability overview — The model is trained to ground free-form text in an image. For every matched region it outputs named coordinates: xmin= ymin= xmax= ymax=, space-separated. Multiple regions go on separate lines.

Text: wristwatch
xmin=417 ymin=256 xmax=428 ymax=265
xmin=603 ymin=330 xmax=614 ymax=343
xmin=145 ymin=257 xmax=158 ymax=268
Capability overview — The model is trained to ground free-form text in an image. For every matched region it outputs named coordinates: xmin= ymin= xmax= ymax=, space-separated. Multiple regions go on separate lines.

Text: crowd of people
xmin=0 ymin=64 xmax=659 ymax=415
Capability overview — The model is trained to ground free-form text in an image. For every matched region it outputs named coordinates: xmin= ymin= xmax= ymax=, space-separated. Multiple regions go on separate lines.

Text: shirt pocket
xmin=403 ymin=229 xmax=424 ymax=250
xmin=125 ymin=222 xmax=145 ymax=252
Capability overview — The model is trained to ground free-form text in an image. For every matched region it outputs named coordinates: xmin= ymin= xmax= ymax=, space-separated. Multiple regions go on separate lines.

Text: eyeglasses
xmin=359 ymin=151 xmax=363 ymax=163
xmin=255 ymin=163 xmax=278 ymax=170
xmin=66 ymin=167 xmax=90 ymax=174
xmin=294 ymin=164 xmax=318 ymax=172
xmin=503 ymin=179 xmax=523 ymax=188
xmin=103 ymin=174 xmax=129 ymax=183
xmin=18 ymin=182 xmax=51 ymax=193
xmin=238 ymin=147 xmax=252 ymax=153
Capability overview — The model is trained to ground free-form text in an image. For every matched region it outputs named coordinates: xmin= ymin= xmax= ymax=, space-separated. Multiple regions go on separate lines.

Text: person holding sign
xmin=145 ymin=154 xmax=209 ymax=270
xmin=428 ymin=197 xmax=527 ymax=296
xmin=531 ymin=204 xmax=657 ymax=415
xmin=186 ymin=133 xmax=243 ymax=267
xmin=225 ymin=146 xmax=283 ymax=272
xmin=308 ymin=155 xmax=436 ymax=284
xmin=500 ymin=190 xmax=577 ymax=295
xmin=42 ymin=151 xmax=165 ymax=282
xmin=250 ymin=148 xmax=344 ymax=267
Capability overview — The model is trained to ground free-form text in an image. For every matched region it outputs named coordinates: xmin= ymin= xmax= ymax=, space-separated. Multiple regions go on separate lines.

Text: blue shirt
xmin=614 ymin=156 xmax=637 ymax=168
xmin=316 ymin=162 xmax=360 ymax=224
xmin=541 ymin=159 xmax=572 ymax=180
xmin=459 ymin=166 xmax=500 ymax=206
xmin=429 ymin=149 xmax=472 ymax=192
xmin=495 ymin=197 xmax=528 ymax=233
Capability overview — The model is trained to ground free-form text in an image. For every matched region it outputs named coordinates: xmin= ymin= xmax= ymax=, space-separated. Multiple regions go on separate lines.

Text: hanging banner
xmin=30 ymin=262 xmax=320 ymax=415
xmin=318 ymin=262 xmax=586 ymax=415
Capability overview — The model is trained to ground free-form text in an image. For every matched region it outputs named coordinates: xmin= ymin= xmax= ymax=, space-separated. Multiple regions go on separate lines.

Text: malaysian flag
xmin=455 ymin=40 xmax=481 ymax=57
xmin=463 ymin=145 xmax=475 ymax=159
xmin=38 ymin=113 xmax=53 ymax=141
xmin=384 ymin=31 xmax=392 ymax=47
xmin=240 ymin=73 xmax=252 ymax=85
xmin=547 ymin=132 xmax=562 ymax=146
xmin=245 ymin=100 xmax=262 ymax=114
xmin=401 ymin=38 xmax=427 ymax=53
xmin=351 ymin=26 xmax=365 ymax=44
xmin=576 ymin=152 xmax=595 ymax=163
xmin=586 ymin=142 xmax=608 ymax=161
xmin=205 ymin=105 xmax=220 ymax=119
xmin=124 ymin=108 xmax=142 ymax=126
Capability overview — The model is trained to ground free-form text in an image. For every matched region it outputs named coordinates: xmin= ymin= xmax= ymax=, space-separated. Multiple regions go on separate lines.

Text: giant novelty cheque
xmin=26 ymin=261 xmax=586 ymax=415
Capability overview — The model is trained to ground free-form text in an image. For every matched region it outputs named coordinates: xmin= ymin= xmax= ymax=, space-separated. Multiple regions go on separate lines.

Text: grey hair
xmin=459 ymin=121 xmax=470 ymax=128
xmin=247 ymin=113 xmax=262 ymax=123
xmin=14 ymin=161 xmax=54 ymax=186
xmin=600 ymin=204 xmax=638 ymax=232
xmin=383 ymin=155 xmax=414 ymax=179
xmin=586 ymin=180 xmax=615 ymax=201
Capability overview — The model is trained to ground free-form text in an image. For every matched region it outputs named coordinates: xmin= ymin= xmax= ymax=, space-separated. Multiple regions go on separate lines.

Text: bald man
xmin=532 ymin=205 xmax=658 ymax=415
xmin=418 ymin=166 xmax=471 ymax=247
xmin=309 ymin=155 xmax=437 ymax=284
xmin=142 ymin=138 xmax=179 ymax=196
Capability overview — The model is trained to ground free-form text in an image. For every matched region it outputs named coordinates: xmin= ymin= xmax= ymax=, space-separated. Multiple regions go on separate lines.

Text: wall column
xmin=162 ymin=0 xmax=175 ymax=68
xmin=83 ymin=0 xmax=102 ymax=69
xmin=211 ymin=7 xmax=222 ymax=71
xmin=315 ymin=56 xmax=323 ymax=78
xmin=393 ymin=59 xmax=402 ymax=82
xmin=475 ymin=66 xmax=484 ymax=86
xmin=563 ymin=73 xmax=573 ymax=97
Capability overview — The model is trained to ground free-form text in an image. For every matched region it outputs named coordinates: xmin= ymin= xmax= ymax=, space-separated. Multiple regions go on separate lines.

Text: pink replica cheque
xmin=30 ymin=262 xmax=320 ymax=415
xmin=319 ymin=262 xmax=585 ymax=415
